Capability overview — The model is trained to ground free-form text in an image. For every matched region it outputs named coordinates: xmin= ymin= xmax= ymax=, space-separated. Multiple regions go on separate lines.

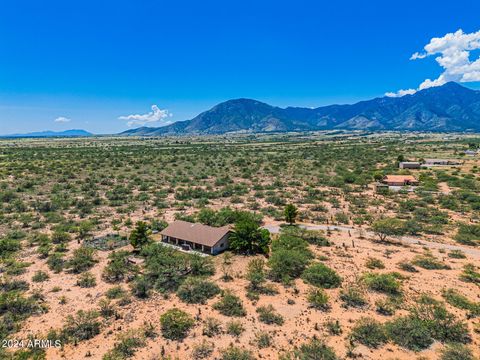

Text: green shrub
xmin=363 ymin=272 xmax=402 ymax=295
xmin=365 ymin=257 xmax=385 ymax=269
xmin=350 ymin=318 xmax=387 ymax=348
xmin=98 ymin=299 xmax=117 ymax=318
xmin=47 ymin=253 xmax=65 ymax=273
xmin=0 ymin=279 xmax=29 ymax=292
xmin=61 ymin=310 xmax=101 ymax=343
xmin=412 ymin=296 xmax=471 ymax=344
xmin=106 ymin=286 xmax=127 ymax=299
xmin=76 ymin=272 xmax=97 ymax=288
xmin=192 ymin=340 xmax=214 ymax=359
xmin=339 ymin=284 xmax=368 ymax=308
xmin=325 ymin=320 xmax=342 ymax=335
xmin=460 ymin=264 xmax=480 ymax=285
xmin=398 ymin=262 xmax=418 ymax=273
xmin=0 ymin=237 xmax=22 ymax=259
xmin=386 ymin=296 xmax=471 ymax=351
xmin=412 ymin=254 xmax=450 ymax=270
xmin=160 ymin=308 xmax=194 ymax=340
xmin=221 ymin=345 xmax=254 ymax=360
xmin=103 ymin=330 xmax=145 ymax=360
xmin=0 ymin=291 xmax=44 ymax=320
xmin=32 ymin=270 xmax=49 ymax=283
xmin=302 ymin=263 xmax=341 ymax=289
xmin=291 ymin=339 xmax=338 ymax=360
xmin=268 ymin=233 xmax=313 ymax=283
xmin=66 ymin=247 xmax=97 ymax=273
xmin=51 ymin=230 xmax=70 ymax=244
xmin=130 ymin=276 xmax=151 ymax=299
xmin=5 ymin=259 xmax=30 ymax=276
xmin=386 ymin=315 xmax=433 ymax=351
xmin=448 ymin=250 xmax=466 ymax=259
xmin=268 ymin=249 xmax=311 ymax=283
xmin=271 ymin=234 xmax=312 ymax=257
xmin=177 ymin=277 xmax=220 ymax=304
xmin=454 ymin=224 xmax=480 ymax=246
xmin=103 ymin=250 xmax=138 ymax=283
xmin=245 ymin=258 xmax=266 ymax=292
xmin=213 ymin=291 xmax=246 ymax=317
xmin=442 ymin=288 xmax=480 ymax=317
xmin=375 ymin=296 xmax=401 ymax=316
xmin=256 ymin=305 xmax=284 ymax=325
xmin=139 ymin=244 xmax=214 ymax=294
xmin=255 ymin=331 xmax=272 ymax=349
xmin=226 ymin=320 xmax=244 ymax=337
xmin=440 ymin=344 xmax=474 ymax=360
xmin=307 ymin=288 xmax=330 ymax=310
xmin=202 ymin=317 xmax=222 ymax=337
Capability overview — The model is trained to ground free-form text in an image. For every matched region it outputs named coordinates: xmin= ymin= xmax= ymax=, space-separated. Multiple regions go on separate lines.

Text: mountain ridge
xmin=1 ymin=129 xmax=93 ymax=138
xmin=121 ymin=82 xmax=480 ymax=136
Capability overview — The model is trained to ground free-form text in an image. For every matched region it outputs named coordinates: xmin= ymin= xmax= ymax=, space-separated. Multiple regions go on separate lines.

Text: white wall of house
xmin=161 ymin=233 xmax=230 ymax=255
xmin=211 ymin=234 xmax=230 ymax=255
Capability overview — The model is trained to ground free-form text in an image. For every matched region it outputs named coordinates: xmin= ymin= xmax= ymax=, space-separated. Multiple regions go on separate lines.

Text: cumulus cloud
xmin=54 ymin=116 xmax=71 ymax=123
xmin=119 ymin=105 xmax=173 ymax=127
xmin=385 ymin=88 xmax=417 ymax=98
xmin=386 ymin=29 xmax=480 ymax=97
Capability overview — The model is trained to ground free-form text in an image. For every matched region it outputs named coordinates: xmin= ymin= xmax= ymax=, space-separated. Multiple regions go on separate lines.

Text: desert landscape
xmin=0 ymin=132 xmax=479 ymax=359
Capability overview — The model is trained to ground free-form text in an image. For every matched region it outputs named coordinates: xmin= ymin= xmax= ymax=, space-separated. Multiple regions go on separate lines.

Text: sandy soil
xmin=14 ymin=227 xmax=480 ymax=360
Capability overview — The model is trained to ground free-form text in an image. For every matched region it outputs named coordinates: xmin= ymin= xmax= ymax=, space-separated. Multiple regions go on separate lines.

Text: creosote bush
xmin=61 ymin=310 xmax=101 ymax=343
xmin=302 ymin=263 xmax=342 ymax=289
xmin=350 ymin=317 xmax=387 ymax=348
xmin=256 ymin=305 xmax=284 ymax=325
xmin=160 ymin=308 xmax=194 ymax=340
xmin=307 ymin=288 xmax=330 ymax=310
xmin=213 ymin=291 xmax=246 ymax=317
xmin=177 ymin=277 xmax=220 ymax=304
xmin=362 ymin=272 xmax=402 ymax=295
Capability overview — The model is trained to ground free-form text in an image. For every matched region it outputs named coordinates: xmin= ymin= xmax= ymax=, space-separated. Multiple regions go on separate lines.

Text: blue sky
xmin=1 ymin=0 xmax=479 ymax=134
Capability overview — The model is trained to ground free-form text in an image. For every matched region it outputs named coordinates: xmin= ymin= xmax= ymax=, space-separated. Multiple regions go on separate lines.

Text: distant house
xmin=160 ymin=220 xmax=230 ymax=255
xmin=399 ymin=161 xmax=421 ymax=169
xmin=423 ymin=159 xmax=461 ymax=166
xmin=464 ymin=150 xmax=478 ymax=156
xmin=382 ymin=175 xmax=418 ymax=186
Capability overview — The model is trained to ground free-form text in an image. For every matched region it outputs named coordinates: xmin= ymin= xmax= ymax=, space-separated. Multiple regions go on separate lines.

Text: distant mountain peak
xmin=119 ymin=82 xmax=480 ymax=136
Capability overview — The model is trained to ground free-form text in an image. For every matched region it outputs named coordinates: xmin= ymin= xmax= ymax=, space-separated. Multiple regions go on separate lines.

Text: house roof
xmin=383 ymin=175 xmax=417 ymax=183
xmin=424 ymin=159 xmax=454 ymax=163
xmin=160 ymin=220 xmax=231 ymax=247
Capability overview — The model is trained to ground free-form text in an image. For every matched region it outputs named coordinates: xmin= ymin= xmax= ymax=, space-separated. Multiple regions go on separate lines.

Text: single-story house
xmin=382 ymin=175 xmax=418 ymax=186
xmin=399 ymin=161 xmax=421 ymax=169
xmin=160 ymin=220 xmax=230 ymax=255
xmin=464 ymin=150 xmax=478 ymax=156
xmin=423 ymin=159 xmax=461 ymax=166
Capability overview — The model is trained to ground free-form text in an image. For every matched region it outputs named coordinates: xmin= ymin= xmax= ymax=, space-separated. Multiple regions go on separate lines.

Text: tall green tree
xmin=284 ymin=204 xmax=298 ymax=225
xmin=371 ymin=218 xmax=406 ymax=242
xmin=229 ymin=218 xmax=270 ymax=254
xmin=129 ymin=221 xmax=151 ymax=250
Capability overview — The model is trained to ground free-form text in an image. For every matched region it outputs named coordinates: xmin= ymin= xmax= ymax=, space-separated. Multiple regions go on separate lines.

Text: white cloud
xmin=386 ymin=29 xmax=480 ymax=97
xmin=385 ymin=88 xmax=416 ymax=98
xmin=54 ymin=116 xmax=71 ymax=123
xmin=119 ymin=105 xmax=173 ymax=127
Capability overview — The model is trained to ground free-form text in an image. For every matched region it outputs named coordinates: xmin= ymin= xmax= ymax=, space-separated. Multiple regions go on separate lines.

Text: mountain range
xmin=0 ymin=129 xmax=93 ymax=138
xmin=121 ymin=82 xmax=480 ymax=136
